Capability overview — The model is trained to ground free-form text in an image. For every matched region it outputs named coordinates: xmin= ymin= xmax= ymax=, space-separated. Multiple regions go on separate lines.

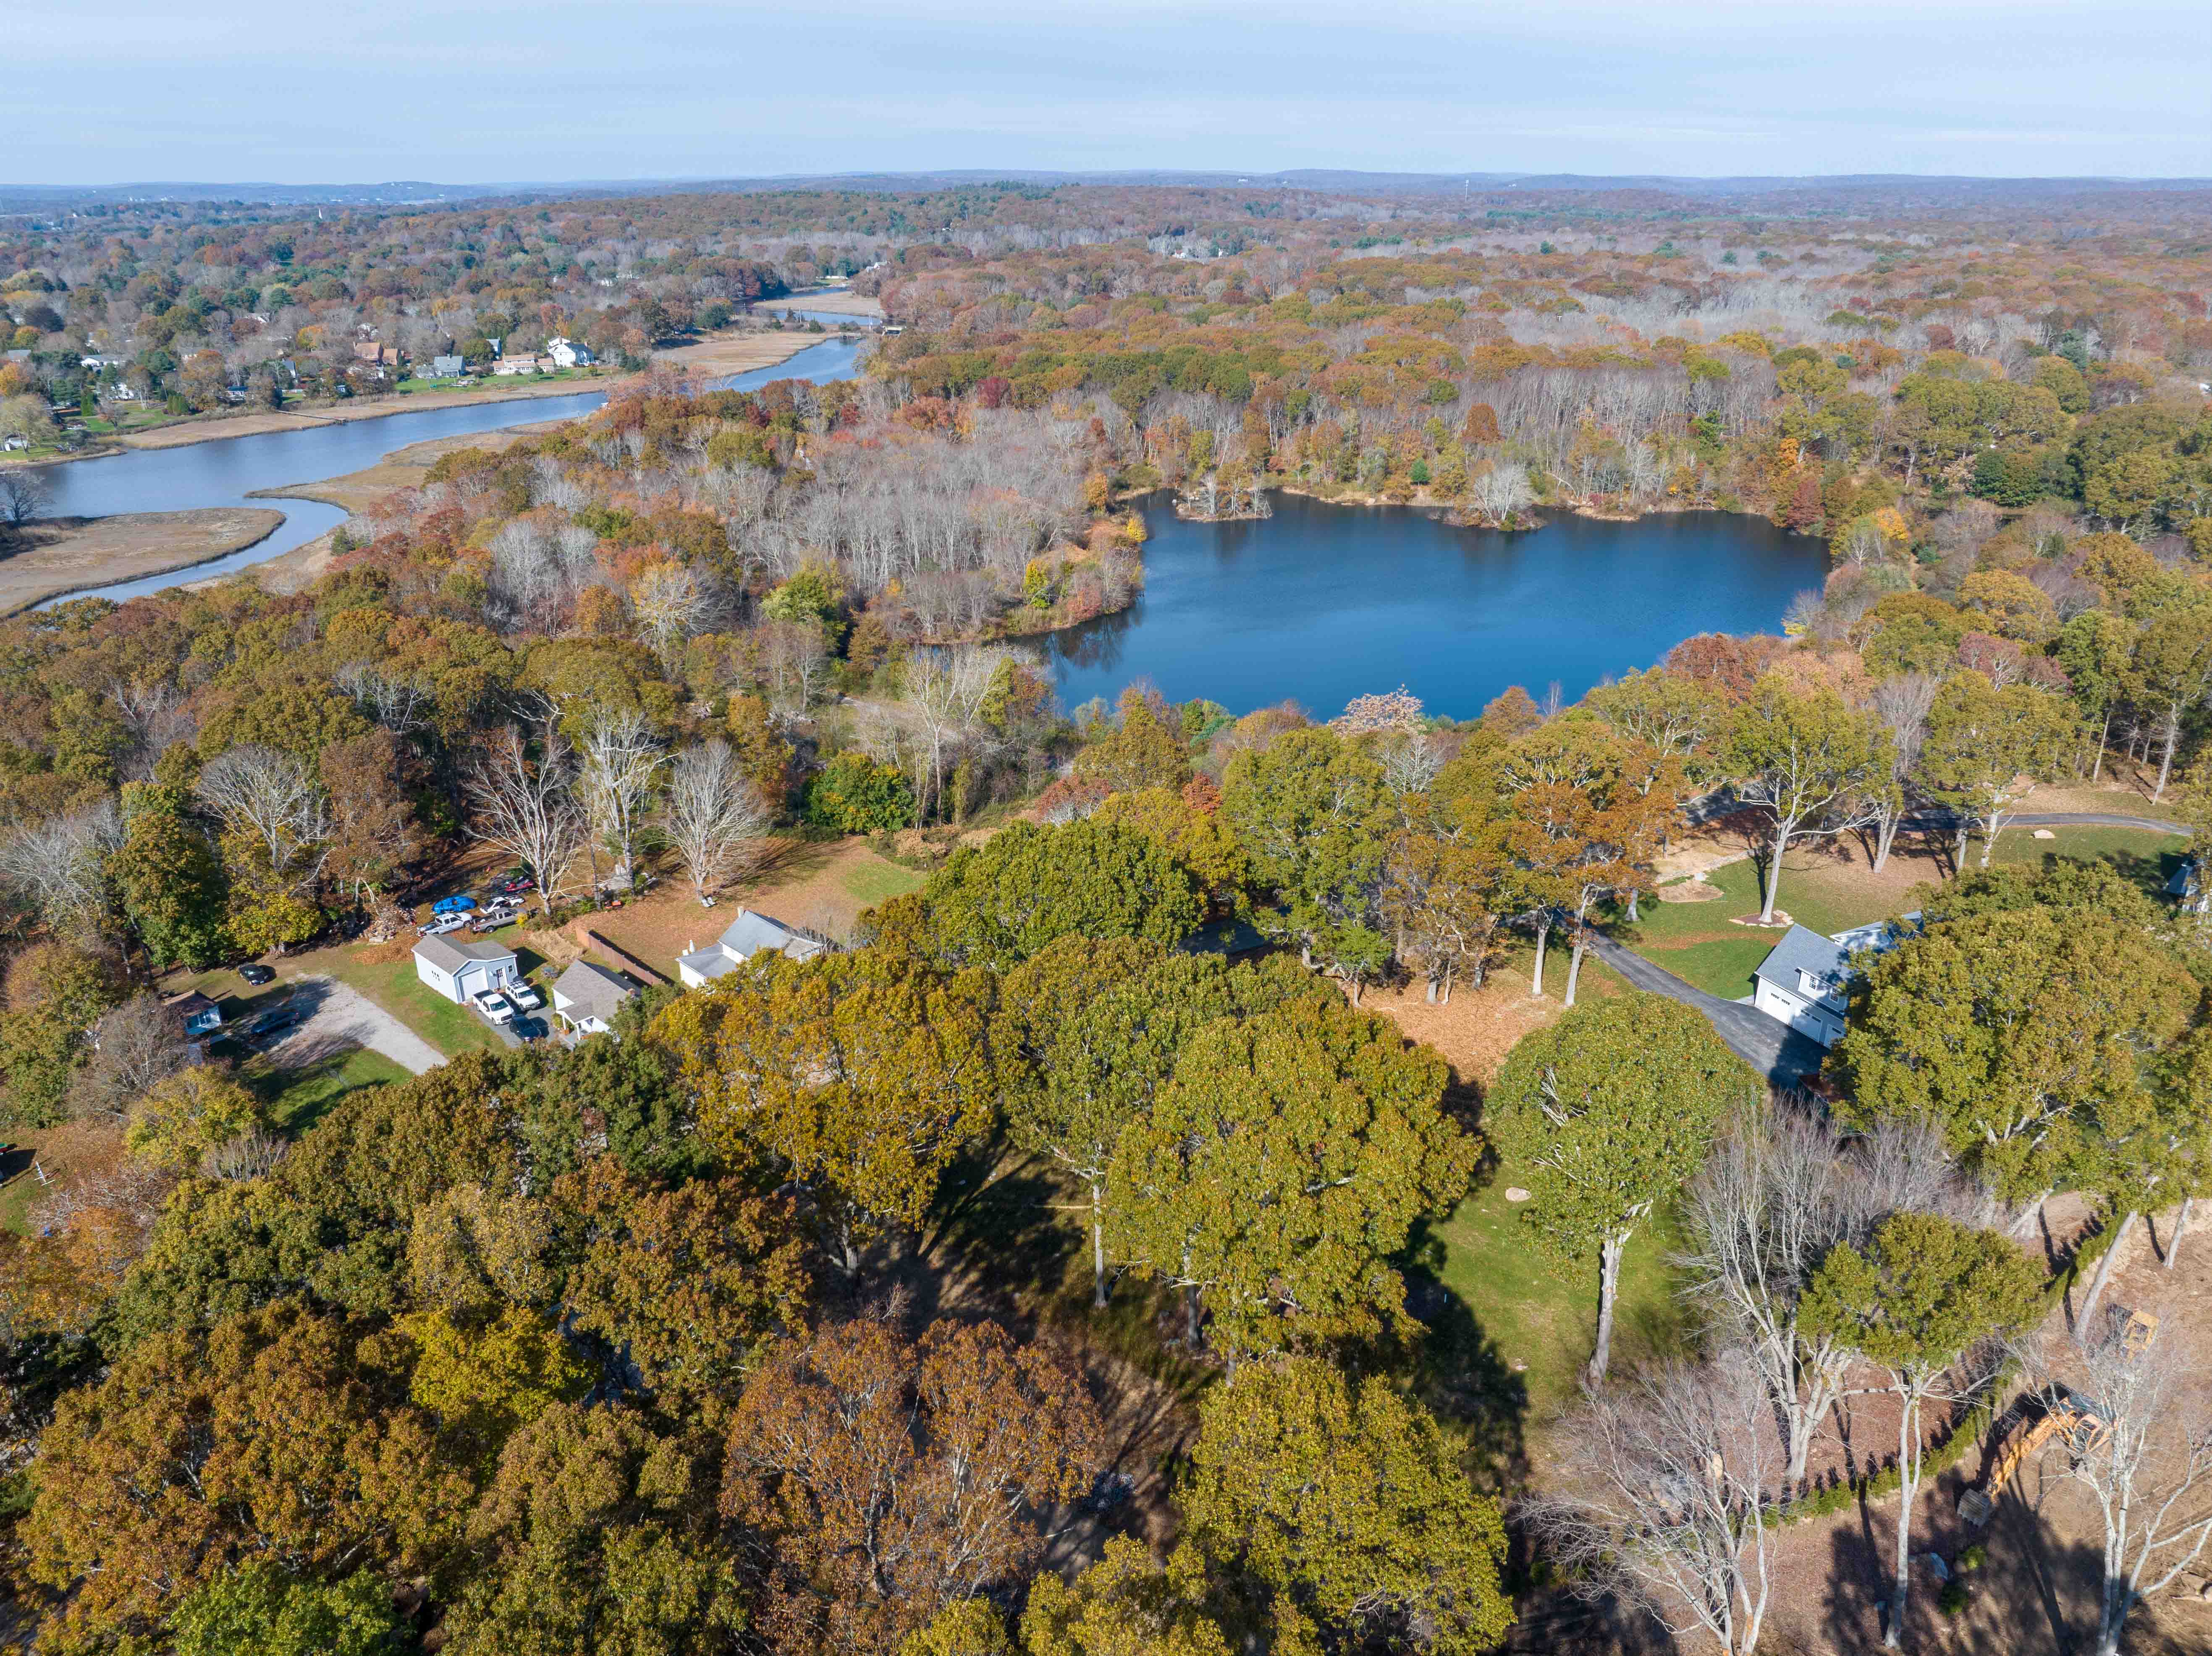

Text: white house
xmin=163 ymin=990 xmax=224 ymax=1046
xmin=1749 ymin=915 xmax=1919 ymax=1048
xmin=414 ymin=935 xmax=520 ymax=1004
xmin=549 ymin=959 xmax=637 ymax=1036
xmin=678 ymin=908 xmax=826 ymax=988
xmin=1750 ymin=926 xmax=1853 ymax=1047
xmin=545 ymin=336 xmax=593 ymax=368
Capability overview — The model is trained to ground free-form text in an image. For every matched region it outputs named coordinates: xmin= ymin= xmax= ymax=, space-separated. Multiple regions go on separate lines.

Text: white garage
xmin=414 ymin=935 xmax=520 ymax=1004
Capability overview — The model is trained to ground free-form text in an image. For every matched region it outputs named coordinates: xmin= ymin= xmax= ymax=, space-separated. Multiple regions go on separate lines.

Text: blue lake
xmin=1040 ymin=492 xmax=1827 ymax=719
xmin=32 ymin=337 xmax=865 ymax=606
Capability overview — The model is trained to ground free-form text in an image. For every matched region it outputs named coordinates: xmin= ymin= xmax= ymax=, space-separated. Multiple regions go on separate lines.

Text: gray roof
xmin=1752 ymin=924 xmax=1851 ymax=999
xmin=678 ymin=946 xmax=745 ymax=982
xmin=715 ymin=909 xmax=826 ymax=963
xmin=551 ymin=959 xmax=636 ymax=1024
xmin=414 ymin=935 xmax=517 ymax=974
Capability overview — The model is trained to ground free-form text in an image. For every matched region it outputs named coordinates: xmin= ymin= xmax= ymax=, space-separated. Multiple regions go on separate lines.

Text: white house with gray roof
xmin=1749 ymin=914 xmax=1920 ymax=1048
xmin=678 ymin=908 xmax=827 ymax=988
xmin=549 ymin=959 xmax=637 ymax=1036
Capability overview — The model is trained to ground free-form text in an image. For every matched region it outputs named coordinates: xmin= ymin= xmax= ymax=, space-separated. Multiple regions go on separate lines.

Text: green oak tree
xmin=1109 ymin=999 xmax=1475 ymax=1354
xmin=1486 ymin=993 xmax=1759 ymax=1384
xmin=1723 ymin=678 xmax=1889 ymax=924
xmin=1180 ymin=1358 xmax=1513 ymax=1655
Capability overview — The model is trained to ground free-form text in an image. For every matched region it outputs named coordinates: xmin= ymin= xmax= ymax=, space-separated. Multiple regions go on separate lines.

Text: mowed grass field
xmin=1419 ymin=1154 xmax=1691 ymax=1423
xmin=1615 ymin=825 xmax=2182 ymax=998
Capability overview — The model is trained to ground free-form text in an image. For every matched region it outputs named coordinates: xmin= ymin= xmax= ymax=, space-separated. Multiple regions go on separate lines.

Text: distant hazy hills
xmin=6 ymin=170 xmax=2207 ymax=215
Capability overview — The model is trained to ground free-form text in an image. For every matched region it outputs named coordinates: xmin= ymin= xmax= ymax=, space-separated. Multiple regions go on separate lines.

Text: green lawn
xmin=1419 ymin=1154 xmax=1693 ymax=1422
xmin=1614 ymin=861 xmax=1786 ymax=998
xmin=1616 ymin=826 xmax=2184 ymax=999
xmin=0 ymin=1161 xmax=39 ymax=1237
xmin=840 ymin=855 xmax=927 ymax=908
xmin=1983 ymin=824 xmax=2179 ymax=885
xmin=250 ymin=1045 xmax=410 ymax=1135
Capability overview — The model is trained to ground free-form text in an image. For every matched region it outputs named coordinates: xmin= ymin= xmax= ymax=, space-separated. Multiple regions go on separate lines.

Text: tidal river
xmin=1041 ymin=492 xmax=1828 ymax=719
xmin=32 ymin=337 xmax=865 ymax=606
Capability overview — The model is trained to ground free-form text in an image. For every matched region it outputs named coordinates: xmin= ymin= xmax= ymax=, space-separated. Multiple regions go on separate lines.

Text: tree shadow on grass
xmin=1400 ymin=1212 xmax=1531 ymax=1494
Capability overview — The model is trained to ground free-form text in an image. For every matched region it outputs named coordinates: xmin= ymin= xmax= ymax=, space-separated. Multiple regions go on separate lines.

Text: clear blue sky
xmin=14 ymin=0 xmax=2209 ymax=185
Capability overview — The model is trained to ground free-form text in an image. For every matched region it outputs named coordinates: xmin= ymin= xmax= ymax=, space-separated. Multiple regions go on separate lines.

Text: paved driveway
xmin=259 ymin=974 xmax=445 ymax=1075
xmin=1585 ymin=934 xmax=1827 ymax=1088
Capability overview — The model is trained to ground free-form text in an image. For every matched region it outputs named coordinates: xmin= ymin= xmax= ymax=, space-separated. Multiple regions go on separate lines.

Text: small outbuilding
xmin=678 ymin=909 xmax=827 ymax=988
xmin=163 ymin=990 xmax=224 ymax=1043
xmin=414 ymin=935 xmax=520 ymax=1005
xmin=550 ymin=959 xmax=637 ymax=1036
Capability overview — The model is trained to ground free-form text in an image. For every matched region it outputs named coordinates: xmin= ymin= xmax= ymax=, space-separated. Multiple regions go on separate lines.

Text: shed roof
xmin=551 ymin=959 xmax=637 ymax=1024
xmin=715 ymin=908 xmax=826 ymax=963
xmin=414 ymin=935 xmax=517 ymax=974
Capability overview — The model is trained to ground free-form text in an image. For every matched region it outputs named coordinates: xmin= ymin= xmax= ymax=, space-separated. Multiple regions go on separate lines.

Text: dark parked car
xmin=491 ymin=875 xmax=536 ymax=897
xmin=238 ymin=963 xmax=275 ymax=986
xmin=244 ymin=1002 xmax=305 ymax=1042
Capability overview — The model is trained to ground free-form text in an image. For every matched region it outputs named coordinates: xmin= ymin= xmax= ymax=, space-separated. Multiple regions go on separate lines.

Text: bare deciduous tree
xmin=0 ymin=468 xmax=47 ymax=534
xmin=1864 ymin=672 xmax=1938 ymax=872
xmin=335 ymin=662 xmax=435 ymax=736
xmin=0 ymin=800 xmax=121 ymax=937
xmin=577 ymin=705 xmax=665 ymax=889
xmin=627 ymin=560 xmax=718 ymax=656
xmin=2013 ymin=1325 xmax=2212 ymax=1656
xmin=195 ymin=743 xmax=331 ymax=885
xmin=1468 ymin=460 xmax=1534 ymax=523
xmin=1679 ymin=1102 xmax=1966 ymax=1490
xmin=464 ymin=721 xmax=586 ymax=917
xmin=661 ymin=739 xmax=771 ymax=904
xmin=1524 ymin=1348 xmax=1780 ymax=1656
xmin=107 ymin=680 xmax=194 ymax=778
xmin=68 ymin=994 xmax=195 ymax=1122
xmin=900 ymin=644 xmax=1019 ymax=821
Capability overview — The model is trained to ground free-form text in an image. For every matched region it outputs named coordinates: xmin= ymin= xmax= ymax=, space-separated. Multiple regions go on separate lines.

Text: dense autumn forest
xmin=4 ymin=178 xmax=2212 ymax=1656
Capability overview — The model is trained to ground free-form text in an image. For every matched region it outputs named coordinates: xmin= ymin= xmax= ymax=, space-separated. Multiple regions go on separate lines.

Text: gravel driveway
xmin=259 ymin=973 xmax=444 ymax=1075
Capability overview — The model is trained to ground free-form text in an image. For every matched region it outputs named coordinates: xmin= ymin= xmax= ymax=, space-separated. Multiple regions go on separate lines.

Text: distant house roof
xmin=414 ymin=935 xmax=517 ymax=975
xmin=551 ymin=959 xmax=637 ymax=1026
xmin=1752 ymin=925 xmax=1852 ymax=1005
xmin=1829 ymin=911 xmax=1923 ymax=955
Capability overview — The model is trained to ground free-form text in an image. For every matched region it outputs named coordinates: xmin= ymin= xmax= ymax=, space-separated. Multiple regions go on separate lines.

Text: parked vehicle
xmin=245 ymin=1002 xmax=305 ymax=1042
xmin=419 ymin=913 xmax=467 ymax=937
xmin=472 ymin=990 xmax=516 ymax=1026
xmin=491 ymin=876 xmax=536 ymax=897
xmin=507 ymin=983 xmax=543 ymax=1011
xmin=238 ymin=963 xmax=275 ymax=986
xmin=431 ymin=894 xmax=476 ymax=915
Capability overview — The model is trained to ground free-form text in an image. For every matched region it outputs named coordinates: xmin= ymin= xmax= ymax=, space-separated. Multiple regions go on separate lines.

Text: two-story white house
xmin=545 ymin=337 xmax=594 ymax=368
xmin=1749 ymin=915 xmax=1919 ymax=1049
